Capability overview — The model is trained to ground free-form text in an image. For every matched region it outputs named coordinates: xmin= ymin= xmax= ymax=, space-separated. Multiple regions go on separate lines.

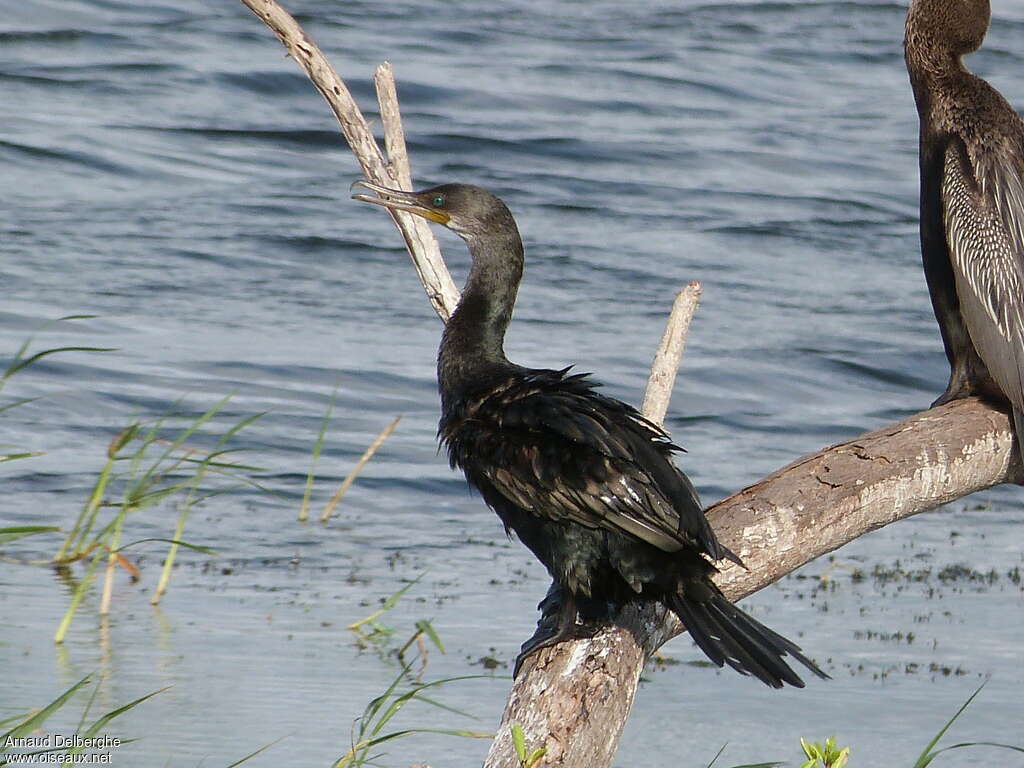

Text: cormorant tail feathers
xmin=667 ymin=580 xmax=829 ymax=689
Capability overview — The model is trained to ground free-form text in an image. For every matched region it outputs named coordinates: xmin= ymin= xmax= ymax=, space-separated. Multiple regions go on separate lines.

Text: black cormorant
xmin=353 ymin=180 xmax=826 ymax=688
xmin=905 ymin=0 xmax=1024 ymax=448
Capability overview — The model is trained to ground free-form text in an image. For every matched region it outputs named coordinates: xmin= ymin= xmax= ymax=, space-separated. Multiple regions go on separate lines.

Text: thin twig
xmin=320 ymin=415 xmax=402 ymax=522
xmin=641 ymin=281 xmax=702 ymax=426
xmin=375 ymin=63 xmax=413 ymax=191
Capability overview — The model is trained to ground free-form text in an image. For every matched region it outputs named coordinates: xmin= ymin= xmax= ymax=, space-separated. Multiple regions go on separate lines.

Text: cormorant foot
xmin=513 ymin=617 xmax=602 ymax=678
xmin=514 ymin=587 xmax=607 ymax=677
xmin=513 ymin=584 xmax=564 ymax=677
xmin=535 ymin=581 xmax=563 ymax=616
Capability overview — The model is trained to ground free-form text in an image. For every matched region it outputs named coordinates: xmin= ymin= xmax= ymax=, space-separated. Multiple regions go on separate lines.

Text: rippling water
xmin=3 ymin=1 xmax=1023 ymax=766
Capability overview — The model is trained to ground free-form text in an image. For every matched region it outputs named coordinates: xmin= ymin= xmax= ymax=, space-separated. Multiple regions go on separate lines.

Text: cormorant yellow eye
xmin=432 ymin=194 xmax=445 ymax=207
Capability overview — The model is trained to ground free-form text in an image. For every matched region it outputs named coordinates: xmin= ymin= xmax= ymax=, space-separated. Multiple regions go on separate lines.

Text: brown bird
xmin=353 ymin=179 xmax=827 ymax=687
xmin=906 ymin=0 xmax=1024 ymax=451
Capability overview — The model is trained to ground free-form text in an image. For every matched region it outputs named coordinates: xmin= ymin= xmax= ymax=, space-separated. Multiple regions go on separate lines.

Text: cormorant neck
xmin=438 ymin=230 xmax=525 ymax=399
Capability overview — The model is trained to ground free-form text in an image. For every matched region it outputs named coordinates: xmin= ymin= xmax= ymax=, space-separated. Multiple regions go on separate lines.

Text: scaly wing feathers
xmin=942 ymin=139 xmax=1024 ymax=415
xmin=441 ymin=368 xmax=731 ymax=563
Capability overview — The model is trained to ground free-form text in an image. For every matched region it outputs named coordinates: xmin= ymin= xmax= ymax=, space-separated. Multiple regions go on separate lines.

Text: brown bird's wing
xmin=942 ymin=139 xmax=1024 ymax=426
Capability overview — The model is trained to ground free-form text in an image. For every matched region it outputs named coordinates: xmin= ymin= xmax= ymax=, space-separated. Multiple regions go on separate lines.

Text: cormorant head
xmin=905 ymin=0 xmax=990 ymax=59
xmin=352 ymin=181 xmax=518 ymax=242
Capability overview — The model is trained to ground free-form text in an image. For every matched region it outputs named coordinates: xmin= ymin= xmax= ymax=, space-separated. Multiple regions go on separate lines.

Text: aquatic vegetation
xmin=0 ymin=525 xmax=60 ymax=546
xmin=298 ymin=387 xmax=401 ymax=524
xmin=0 ymin=675 xmax=279 ymax=767
xmin=51 ymin=395 xmax=269 ymax=643
xmin=347 ymin=575 xmax=447 ymax=681
xmin=0 ymin=676 xmax=164 ymax=767
xmin=799 ymin=737 xmax=849 ymax=768
xmin=333 ymin=660 xmax=490 ymax=768
xmin=298 ymin=387 xmax=337 ymax=522
xmin=337 ymin=586 xmax=491 ymax=768
xmin=320 ymin=414 xmax=401 ymax=523
xmin=510 ymin=724 xmax=546 ymax=768
xmin=0 ymin=315 xmax=112 ymax=464
xmin=788 ymin=683 xmax=1024 ymax=768
xmin=910 ymin=683 xmax=1024 ymax=767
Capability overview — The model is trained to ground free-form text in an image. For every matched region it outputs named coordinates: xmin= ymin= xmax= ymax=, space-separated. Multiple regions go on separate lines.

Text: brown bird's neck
xmin=904 ymin=0 xmax=989 ymax=111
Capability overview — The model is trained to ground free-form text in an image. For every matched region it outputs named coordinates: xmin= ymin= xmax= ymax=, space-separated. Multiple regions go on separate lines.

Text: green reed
xmin=52 ymin=395 xmax=268 ymax=643
xmin=0 ymin=315 xmax=113 ymax=464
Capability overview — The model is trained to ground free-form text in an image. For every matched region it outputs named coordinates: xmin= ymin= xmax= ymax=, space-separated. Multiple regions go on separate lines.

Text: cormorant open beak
xmin=350 ymin=180 xmax=451 ymax=225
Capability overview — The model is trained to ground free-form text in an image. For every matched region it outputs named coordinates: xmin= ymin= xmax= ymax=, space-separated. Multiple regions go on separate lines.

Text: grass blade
xmin=321 ymin=415 xmax=401 ymax=522
xmin=927 ymin=741 xmax=1024 ymax=760
xmin=347 ymin=575 xmax=423 ymax=632
xmin=74 ymin=687 xmax=168 ymax=739
xmin=362 ymin=727 xmax=493 ymax=747
xmin=56 ymin=452 xmax=119 ymax=563
xmin=0 ymin=396 xmax=39 ymax=415
xmin=115 ymin=537 xmax=218 ymax=556
xmin=4 ymin=346 xmax=116 ymax=380
xmin=0 ymin=677 xmax=91 ymax=746
xmin=415 ymin=619 xmax=445 ymax=654
xmin=405 ymin=694 xmax=476 ymax=721
xmin=300 ymin=390 xmax=337 ymax=522
xmin=150 ymin=469 xmax=207 ymax=606
xmin=0 ymin=526 xmax=60 ymax=546
xmin=54 ymin=548 xmax=102 ymax=644
xmin=912 ymin=682 xmax=987 ymax=768
xmin=223 ymin=736 xmax=289 ymax=767
xmin=0 ymin=451 xmax=45 ymax=463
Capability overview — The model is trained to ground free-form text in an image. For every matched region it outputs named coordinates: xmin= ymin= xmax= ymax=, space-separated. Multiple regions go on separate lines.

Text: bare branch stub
xmin=372 ymin=62 xmax=459 ymax=318
xmin=375 ymin=63 xmax=414 ymax=191
xmin=642 ymin=281 xmax=702 ymax=426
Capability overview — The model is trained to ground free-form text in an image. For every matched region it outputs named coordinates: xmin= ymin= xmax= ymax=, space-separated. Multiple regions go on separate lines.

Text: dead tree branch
xmin=238 ymin=3 xmax=1023 ymax=767
xmin=641 ymin=281 xmax=702 ymax=425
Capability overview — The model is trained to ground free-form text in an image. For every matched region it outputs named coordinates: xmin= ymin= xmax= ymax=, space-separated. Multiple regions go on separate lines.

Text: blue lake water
xmin=2 ymin=0 xmax=1023 ymax=766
